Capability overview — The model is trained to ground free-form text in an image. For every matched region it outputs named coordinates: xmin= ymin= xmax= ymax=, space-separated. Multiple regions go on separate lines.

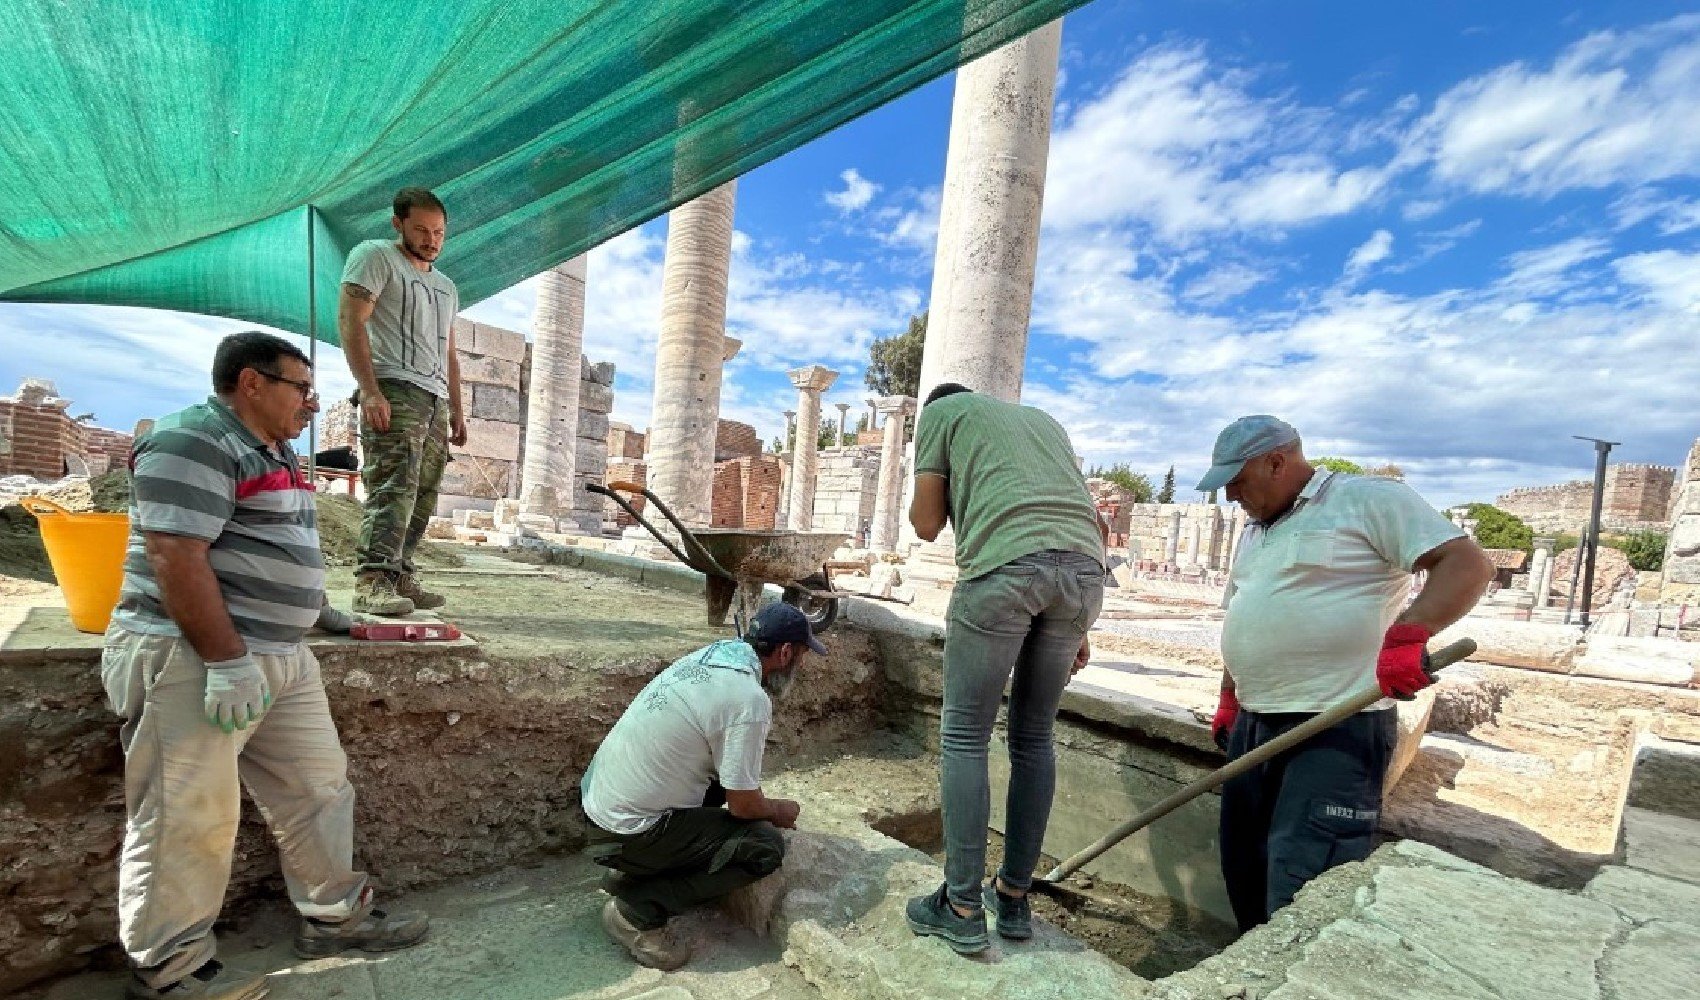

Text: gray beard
xmin=761 ymin=667 xmax=795 ymax=699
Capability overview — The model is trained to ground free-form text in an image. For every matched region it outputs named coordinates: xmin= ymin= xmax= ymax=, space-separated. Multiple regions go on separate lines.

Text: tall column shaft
xmin=520 ymin=256 xmax=587 ymax=520
xmin=915 ymin=20 xmax=1062 ymax=406
xmin=1165 ymin=509 xmax=1183 ymax=563
xmin=1187 ymin=517 xmax=1205 ymax=567
xmin=646 ymin=181 xmax=736 ymax=528
xmin=871 ymin=395 xmax=917 ymax=552
xmin=787 ymin=365 xmax=838 ymax=530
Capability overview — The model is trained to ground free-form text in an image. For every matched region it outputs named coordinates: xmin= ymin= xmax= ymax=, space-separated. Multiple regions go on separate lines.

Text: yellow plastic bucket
xmin=23 ymin=496 xmax=131 ymax=633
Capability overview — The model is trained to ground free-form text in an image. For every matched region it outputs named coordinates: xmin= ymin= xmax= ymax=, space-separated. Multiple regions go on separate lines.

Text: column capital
xmin=834 ymin=402 xmax=851 ymax=414
xmin=875 ymin=394 xmax=917 ymax=417
xmin=782 ymin=409 xmax=796 ymax=421
xmin=550 ymin=255 xmax=587 ymax=281
xmin=787 ymin=364 xmax=839 ymax=393
xmin=1533 ymin=536 xmax=1555 ymax=552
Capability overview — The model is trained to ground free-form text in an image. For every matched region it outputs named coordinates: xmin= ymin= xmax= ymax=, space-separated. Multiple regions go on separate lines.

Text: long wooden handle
xmin=1042 ymin=637 xmax=1477 ymax=883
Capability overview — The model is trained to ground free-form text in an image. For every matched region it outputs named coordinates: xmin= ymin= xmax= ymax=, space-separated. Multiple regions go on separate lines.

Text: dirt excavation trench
xmin=7 ymin=556 xmax=1698 ymax=999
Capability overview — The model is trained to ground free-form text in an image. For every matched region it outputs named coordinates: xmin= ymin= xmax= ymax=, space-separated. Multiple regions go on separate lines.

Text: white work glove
xmin=204 ymin=654 xmax=271 ymax=733
xmin=316 ymin=604 xmax=356 ymax=635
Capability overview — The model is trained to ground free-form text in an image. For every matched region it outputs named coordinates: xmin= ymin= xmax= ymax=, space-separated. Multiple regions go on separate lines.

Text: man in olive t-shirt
xmin=902 ymin=383 xmax=1107 ymax=956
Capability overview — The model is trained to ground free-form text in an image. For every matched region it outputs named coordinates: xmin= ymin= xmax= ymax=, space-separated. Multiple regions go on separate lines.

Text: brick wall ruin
xmin=1497 ymin=463 xmax=1677 ymax=535
xmin=710 ymin=455 xmax=783 ymax=530
xmin=0 ymin=380 xmax=133 ymax=479
xmin=714 ymin=419 xmax=761 ymax=462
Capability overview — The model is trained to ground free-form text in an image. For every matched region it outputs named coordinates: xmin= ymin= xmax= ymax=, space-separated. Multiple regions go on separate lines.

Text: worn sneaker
xmin=905 ymin=883 xmax=990 ymax=955
xmin=353 ymin=573 xmax=415 ymax=617
xmin=293 ymin=897 xmax=430 ymax=959
xmin=601 ymin=899 xmax=691 ymax=971
xmin=126 ymin=960 xmax=268 ymax=999
xmin=395 ymin=574 xmax=446 ymax=610
xmin=984 ymin=880 xmax=1033 ymax=940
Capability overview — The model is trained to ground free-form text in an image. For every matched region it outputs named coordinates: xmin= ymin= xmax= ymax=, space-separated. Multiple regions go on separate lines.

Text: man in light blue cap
xmin=1201 ymin=415 xmax=1493 ymax=932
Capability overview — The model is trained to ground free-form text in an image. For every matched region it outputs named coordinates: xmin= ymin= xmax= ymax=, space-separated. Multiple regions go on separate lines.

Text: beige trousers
xmin=102 ymin=629 xmax=367 ymax=987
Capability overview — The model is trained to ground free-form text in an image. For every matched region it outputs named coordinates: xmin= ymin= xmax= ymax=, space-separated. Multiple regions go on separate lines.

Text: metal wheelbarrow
xmin=586 ymin=481 xmax=849 ymax=632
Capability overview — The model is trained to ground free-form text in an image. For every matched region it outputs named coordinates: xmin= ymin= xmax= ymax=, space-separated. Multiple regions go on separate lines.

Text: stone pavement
xmin=27 ymin=854 xmax=821 ymax=1000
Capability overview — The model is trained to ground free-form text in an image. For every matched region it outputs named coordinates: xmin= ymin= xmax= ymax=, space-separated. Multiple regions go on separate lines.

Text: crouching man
xmin=580 ymin=603 xmax=825 ymax=970
xmin=104 ymin=332 xmax=428 ymax=1000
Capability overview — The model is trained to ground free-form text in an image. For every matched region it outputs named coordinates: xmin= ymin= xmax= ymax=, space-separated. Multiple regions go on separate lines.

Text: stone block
xmin=1601 ymin=921 xmax=1700 ymax=1000
xmin=423 ymin=516 xmax=455 ymax=540
xmin=439 ymin=455 xmax=514 ymax=498
xmin=1583 ymin=865 xmax=1700 ymax=924
xmin=576 ymin=411 xmax=609 ymax=443
xmin=575 ymin=437 xmax=606 ymax=471
xmin=473 ymin=323 xmax=527 ymax=363
xmin=463 ymin=510 xmax=496 ymax=531
xmin=471 ymin=383 xmax=523 ymax=422
xmin=459 ymin=354 xmax=522 ymax=387
xmin=492 ymin=498 xmax=522 ymax=529
xmin=460 ymin=418 xmax=521 ymax=461
xmin=579 ymin=382 xmax=614 ymax=414
xmin=581 ymin=357 xmax=615 ymax=386
xmin=435 ymin=494 xmax=494 ymax=518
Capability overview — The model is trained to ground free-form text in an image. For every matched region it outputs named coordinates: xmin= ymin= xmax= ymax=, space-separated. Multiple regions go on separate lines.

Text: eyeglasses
xmin=256 ymin=369 xmax=319 ymax=404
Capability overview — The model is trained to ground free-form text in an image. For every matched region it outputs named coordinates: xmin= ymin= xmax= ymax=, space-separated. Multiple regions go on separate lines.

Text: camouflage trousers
xmin=356 ymin=379 xmax=448 ymax=577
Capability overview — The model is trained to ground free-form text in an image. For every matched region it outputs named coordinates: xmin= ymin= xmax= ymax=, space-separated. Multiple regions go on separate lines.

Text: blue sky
xmin=4 ymin=2 xmax=1697 ymax=509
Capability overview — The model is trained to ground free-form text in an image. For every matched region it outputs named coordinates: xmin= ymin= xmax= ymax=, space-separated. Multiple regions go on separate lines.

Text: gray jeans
xmin=939 ymin=549 xmax=1105 ymax=910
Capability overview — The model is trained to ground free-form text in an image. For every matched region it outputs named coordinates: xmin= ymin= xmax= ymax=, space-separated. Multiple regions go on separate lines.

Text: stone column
xmin=1224 ymin=507 xmax=1248 ymax=572
xmin=1164 ymin=508 xmax=1183 ymax=565
xmin=1530 ymin=537 xmax=1555 ymax=607
xmin=834 ymin=403 xmax=851 ymax=452
xmin=782 ymin=409 xmax=796 ymax=447
xmin=1205 ymin=506 xmax=1226 ymax=570
xmin=645 ymin=182 xmax=736 ymax=528
xmin=786 ymin=365 xmax=838 ymax=530
xmin=871 ymin=395 xmax=917 ymax=552
xmin=914 ymin=20 xmax=1062 ymax=406
xmin=1187 ymin=516 xmax=1206 ymax=568
xmin=519 ymin=256 xmax=587 ymax=524
xmin=865 ymin=398 xmax=879 ymax=434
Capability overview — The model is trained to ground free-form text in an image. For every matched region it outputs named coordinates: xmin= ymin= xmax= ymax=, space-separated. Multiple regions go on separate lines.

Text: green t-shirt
xmin=913 ymin=393 xmax=1104 ymax=581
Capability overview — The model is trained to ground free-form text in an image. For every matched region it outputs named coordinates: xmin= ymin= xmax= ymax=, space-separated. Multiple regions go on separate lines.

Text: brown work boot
xmin=353 ymin=573 xmax=414 ymax=617
xmin=395 ymin=573 xmax=446 ymax=610
xmin=293 ymin=895 xmax=430 ymax=959
xmin=601 ymin=899 xmax=690 ymax=971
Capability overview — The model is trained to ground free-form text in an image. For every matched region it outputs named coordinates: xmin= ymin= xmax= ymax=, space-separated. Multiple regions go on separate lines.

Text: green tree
xmin=1619 ymin=530 xmax=1667 ymax=572
xmin=1088 ymin=463 xmax=1153 ymax=503
xmin=1314 ymin=456 xmax=1365 ymax=475
xmin=1157 ymin=466 xmax=1176 ymax=504
xmin=865 ymin=312 xmax=927 ymax=398
xmin=816 ymin=417 xmax=842 ymax=452
xmin=1464 ymin=503 xmax=1533 ymax=553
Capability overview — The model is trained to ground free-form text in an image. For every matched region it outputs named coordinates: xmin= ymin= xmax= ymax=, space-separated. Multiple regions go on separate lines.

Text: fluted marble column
xmin=786 ymin=365 xmax=838 ymax=530
xmin=871 ymin=395 xmax=917 ymax=552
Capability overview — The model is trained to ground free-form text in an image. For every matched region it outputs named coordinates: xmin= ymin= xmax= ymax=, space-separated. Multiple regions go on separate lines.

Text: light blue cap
xmin=1195 ymin=415 xmax=1300 ymax=493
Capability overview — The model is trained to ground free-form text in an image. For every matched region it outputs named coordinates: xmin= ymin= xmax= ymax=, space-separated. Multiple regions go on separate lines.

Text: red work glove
xmin=1211 ymin=687 xmax=1239 ymax=752
xmin=1377 ymin=623 xmax=1434 ymax=700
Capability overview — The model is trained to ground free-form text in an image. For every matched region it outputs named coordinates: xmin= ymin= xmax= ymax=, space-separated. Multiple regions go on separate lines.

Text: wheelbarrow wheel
xmin=782 ymin=582 xmax=840 ymax=632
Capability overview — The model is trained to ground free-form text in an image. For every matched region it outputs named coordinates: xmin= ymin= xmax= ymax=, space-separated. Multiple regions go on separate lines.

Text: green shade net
xmin=0 ymin=1 xmax=1086 ymax=344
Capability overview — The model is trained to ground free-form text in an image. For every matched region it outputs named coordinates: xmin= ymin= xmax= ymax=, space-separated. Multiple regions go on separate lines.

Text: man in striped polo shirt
xmin=103 ymin=332 xmax=428 ymax=1000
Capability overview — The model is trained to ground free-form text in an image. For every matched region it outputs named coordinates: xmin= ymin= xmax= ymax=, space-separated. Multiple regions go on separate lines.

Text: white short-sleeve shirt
xmin=582 ymin=640 xmax=772 ymax=835
xmin=1221 ymin=471 xmax=1464 ymax=713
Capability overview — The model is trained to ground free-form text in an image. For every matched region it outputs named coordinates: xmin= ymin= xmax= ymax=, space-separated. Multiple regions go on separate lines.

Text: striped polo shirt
xmin=913 ymin=392 xmax=1104 ymax=581
xmin=112 ymin=397 xmax=326 ymax=654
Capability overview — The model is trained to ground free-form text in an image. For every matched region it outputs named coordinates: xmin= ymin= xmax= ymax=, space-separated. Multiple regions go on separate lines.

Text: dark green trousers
xmin=588 ymin=782 xmax=785 ymax=930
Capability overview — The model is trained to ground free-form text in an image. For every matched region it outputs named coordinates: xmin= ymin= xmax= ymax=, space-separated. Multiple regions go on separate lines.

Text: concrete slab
xmin=1267 ymin=920 xmax=1499 ymax=1000
xmin=1582 ymin=865 xmax=1700 ymax=924
xmin=1620 ymin=807 xmax=1700 ymax=886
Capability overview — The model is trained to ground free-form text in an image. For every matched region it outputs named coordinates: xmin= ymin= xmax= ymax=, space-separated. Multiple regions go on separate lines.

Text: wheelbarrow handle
xmin=593 ymin=481 xmax=734 ymax=581
xmin=1040 ymin=637 xmax=1478 ymax=885
xmin=583 ymin=483 xmax=697 ymax=568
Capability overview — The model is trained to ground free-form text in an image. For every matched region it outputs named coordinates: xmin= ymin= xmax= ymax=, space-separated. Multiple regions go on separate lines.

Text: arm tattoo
xmin=342 ymin=282 xmax=376 ymax=302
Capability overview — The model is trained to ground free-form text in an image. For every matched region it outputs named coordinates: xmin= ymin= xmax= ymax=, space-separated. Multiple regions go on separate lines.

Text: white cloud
xmin=1343 ymin=229 xmax=1395 ymax=282
xmin=1611 ymin=188 xmax=1700 ymax=234
xmin=1042 ymin=44 xmax=1394 ymax=242
xmin=1182 ymin=263 xmax=1272 ymax=305
xmin=1496 ymin=236 xmax=1613 ymax=298
xmin=1405 ymin=14 xmax=1700 ymax=196
xmin=824 ymin=168 xmax=881 ymax=214
xmin=1615 ymin=249 xmax=1700 ymax=312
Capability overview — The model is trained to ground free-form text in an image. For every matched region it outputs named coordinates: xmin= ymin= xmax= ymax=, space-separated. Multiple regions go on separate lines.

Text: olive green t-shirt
xmin=913 ymin=392 xmax=1104 ymax=581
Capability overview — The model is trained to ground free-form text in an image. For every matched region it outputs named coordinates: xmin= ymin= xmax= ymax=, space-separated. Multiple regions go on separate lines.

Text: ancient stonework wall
xmin=810 ymin=447 xmax=880 ymax=540
xmin=710 ymin=454 xmax=783 ymax=530
xmin=713 ymin=419 xmax=761 ymax=462
xmin=1498 ymin=464 xmax=1677 ymax=535
xmin=437 ymin=319 xmax=526 ymax=516
xmin=604 ymin=459 xmax=647 ymax=527
xmin=0 ymin=381 xmax=132 ymax=479
xmin=570 ymin=359 xmax=615 ymax=533
xmin=1661 ymin=439 xmax=1700 ymax=600
xmin=606 ymin=422 xmax=645 ymax=460
xmin=1123 ymin=502 xmax=1227 ymax=564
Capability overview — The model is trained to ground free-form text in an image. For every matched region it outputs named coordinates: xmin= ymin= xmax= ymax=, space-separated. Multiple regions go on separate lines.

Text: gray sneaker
xmin=293 ymin=899 xmax=430 ymax=959
xmin=126 ymin=960 xmax=268 ymax=999
xmin=905 ymin=883 xmax=990 ymax=955
xmin=984 ymin=881 xmax=1033 ymax=940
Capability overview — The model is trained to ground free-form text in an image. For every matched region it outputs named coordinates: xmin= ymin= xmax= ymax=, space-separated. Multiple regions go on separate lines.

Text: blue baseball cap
xmin=1195 ymin=415 xmax=1301 ymax=494
xmin=747 ymin=602 xmax=828 ymax=654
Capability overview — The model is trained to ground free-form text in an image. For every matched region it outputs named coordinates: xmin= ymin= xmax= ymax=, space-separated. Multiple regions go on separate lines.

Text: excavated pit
xmin=6 ymin=549 xmax=1699 ymax=999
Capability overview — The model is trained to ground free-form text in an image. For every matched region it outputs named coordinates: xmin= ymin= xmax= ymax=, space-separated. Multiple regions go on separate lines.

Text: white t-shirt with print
xmin=582 ymin=640 xmax=772 ymax=835
xmin=1221 ymin=471 xmax=1464 ymax=714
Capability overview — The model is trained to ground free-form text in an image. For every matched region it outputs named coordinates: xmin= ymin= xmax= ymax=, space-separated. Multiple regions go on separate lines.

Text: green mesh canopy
xmin=0 ymin=1 xmax=1085 ymax=343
